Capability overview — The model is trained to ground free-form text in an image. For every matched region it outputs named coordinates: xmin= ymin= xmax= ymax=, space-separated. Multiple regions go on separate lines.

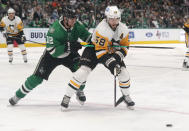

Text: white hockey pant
xmin=65 ymin=66 xmax=92 ymax=97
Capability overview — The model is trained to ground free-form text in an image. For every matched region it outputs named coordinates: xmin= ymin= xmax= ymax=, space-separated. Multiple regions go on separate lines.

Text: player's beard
xmin=110 ymin=24 xmax=118 ymax=31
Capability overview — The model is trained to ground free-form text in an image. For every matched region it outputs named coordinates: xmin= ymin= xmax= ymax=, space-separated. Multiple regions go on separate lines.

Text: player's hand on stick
xmin=21 ymin=35 xmax=26 ymax=43
xmin=114 ymin=64 xmax=121 ymax=76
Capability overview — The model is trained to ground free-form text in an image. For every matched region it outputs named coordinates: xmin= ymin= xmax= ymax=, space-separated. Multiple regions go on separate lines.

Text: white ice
xmin=0 ymin=44 xmax=189 ymax=131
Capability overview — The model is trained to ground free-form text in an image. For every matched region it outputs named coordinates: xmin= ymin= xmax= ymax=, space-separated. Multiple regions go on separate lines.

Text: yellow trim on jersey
xmin=17 ymin=21 xmax=24 ymax=31
xmin=122 ymin=48 xmax=128 ymax=55
xmin=184 ymin=23 xmax=189 ymax=28
xmin=70 ymin=80 xmax=80 ymax=88
xmin=0 ymin=21 xmax=6 ymax=27
xmin=185 ymin=33 xmax=189 ymax=48
xmin=120 ymin=34 xmax=130 ymax=47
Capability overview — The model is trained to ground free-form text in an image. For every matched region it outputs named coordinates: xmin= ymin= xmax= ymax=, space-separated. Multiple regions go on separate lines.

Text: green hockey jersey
xmin=46 ymin=20 xmax=91 ymax=58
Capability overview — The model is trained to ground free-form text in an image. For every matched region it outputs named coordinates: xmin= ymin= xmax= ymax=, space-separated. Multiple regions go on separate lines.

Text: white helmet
xmin=105 ymin=6 xmax=121 ymax=19
xmin=7 ymin=8 xmax=15 ymax=14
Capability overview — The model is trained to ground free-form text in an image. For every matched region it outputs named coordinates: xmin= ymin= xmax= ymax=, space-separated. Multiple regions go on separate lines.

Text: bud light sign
xmin=25 ymin=28 xmax=48 ymax=43
xmin=31 ymin=32 xmax=47 ymax=39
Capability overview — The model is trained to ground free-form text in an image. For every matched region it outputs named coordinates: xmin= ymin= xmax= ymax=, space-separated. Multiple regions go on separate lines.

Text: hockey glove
xmin=0 ymin=26 xmax=4 ymax=32
xmin=65 ymin=42 xmax=82 ymax=53
xmin=113 ymin=49 xmax=127 ymax=62
xmin=101 ymin=54 xmax=121 ymax=75
xmin=183 ymin=25 xmax=189 ymax=34
xmin=114 ymin=64 xmax=121 ymax=76
xmin=2 ymin=32 xmax=8 ymax=38
xmin=21 ymin=35 xmax=26 ymax=43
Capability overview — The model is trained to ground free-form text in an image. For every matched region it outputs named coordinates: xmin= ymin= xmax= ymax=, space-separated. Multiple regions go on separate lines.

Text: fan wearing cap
xmin=9 ymin=6 xmax=91 ymax=106
xmin=0 ymin=8 xmax=27 ymax=63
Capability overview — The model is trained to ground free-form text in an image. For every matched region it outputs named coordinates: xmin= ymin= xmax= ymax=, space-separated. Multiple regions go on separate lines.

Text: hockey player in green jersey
xmin=9 ymin=6 xmax=91 ymax=106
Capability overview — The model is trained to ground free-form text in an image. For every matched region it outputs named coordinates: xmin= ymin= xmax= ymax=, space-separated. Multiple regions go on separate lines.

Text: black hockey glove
xmin=65 ymin=42 xmax=82 ymax=53
xmin=112 ymin=49 xmax=127 ymax=63
xmin=2 ymin=32 xmax=8 ymax=38
xmin=114 ymin=64 xmax=121 ymax=76
xmin=21 ymin=35 xmax=26 ymax=43
xmin=183 ymin=25 xmax=189 ymax=34
xmin=101 ymin=54 xmax=121 ymax=75
xmin=0 ymin=26 xmax=4 ymax=32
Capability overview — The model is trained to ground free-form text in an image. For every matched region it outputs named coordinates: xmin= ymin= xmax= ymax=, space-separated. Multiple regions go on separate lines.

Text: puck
xmin=166 ymin=124 xmax=173 ymax=127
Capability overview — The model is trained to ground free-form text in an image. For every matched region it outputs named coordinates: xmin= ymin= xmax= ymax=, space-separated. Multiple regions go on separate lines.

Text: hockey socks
xmin=16 ymin=75 xmax=43 ymax=98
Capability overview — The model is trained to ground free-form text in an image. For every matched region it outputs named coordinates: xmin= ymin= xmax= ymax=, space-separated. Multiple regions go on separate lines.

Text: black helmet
xmin=63 ymin=5 xmax=77 ymax=18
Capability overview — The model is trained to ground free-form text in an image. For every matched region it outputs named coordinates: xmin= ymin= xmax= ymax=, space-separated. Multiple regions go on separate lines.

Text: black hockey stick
xmin=114 ymin=74 xmax=117 ymax=107
xmin=25 ymin=39 xmax=46 ymax=45
xmin=82 ymin=44 xmax=128 ymax=48
xmin=5 ymin=35 xmax=46 ymax=45
xmin=115 ymin=96 xmax=125 ymax=107
xmin=82 ymin=44 xmax=175 ymax=49
xmin=113 ymin=68 xmax=127 ymax=107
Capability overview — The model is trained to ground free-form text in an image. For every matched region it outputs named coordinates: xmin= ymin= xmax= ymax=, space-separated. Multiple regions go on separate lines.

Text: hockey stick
xmin=5 ymin=35 xmax=46 ymax=45
xmin=113 ymin=71 xmax=126 ymax=107
xmin=114 ymin=73 xmax=117 ymax=107
xmin=81 ymin=44 xmax=128 ymax=48
xmin=81 ymin=42 xmax=175 ymax=49
xmin=25 ymin=39 xmax=46 ymax=45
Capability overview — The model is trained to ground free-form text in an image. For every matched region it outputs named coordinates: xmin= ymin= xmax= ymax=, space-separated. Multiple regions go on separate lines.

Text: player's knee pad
xmin=118 ymin=67 xmax=130 ymax=82
xmin=74 ymin=66 xmax=92 ymax=83
xmin=25 ymin=75 xmax=43 ymax=90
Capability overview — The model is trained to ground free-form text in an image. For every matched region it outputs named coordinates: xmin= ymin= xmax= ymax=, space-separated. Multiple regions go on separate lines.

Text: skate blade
xmin=61 ymin=106 xmax=69 ymax=112
xmin=127 ymin=106 xmax=135 ymax=110
xmin=182 ymin=67 xmax=189 ymax=71
xmin=76 ymin=98 xmax=85 ymax=106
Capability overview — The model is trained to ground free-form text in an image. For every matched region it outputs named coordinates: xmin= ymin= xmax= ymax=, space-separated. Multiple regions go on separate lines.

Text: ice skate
xmin=9 ymin=57 xmax=13 ymax=63
xmin=61 ymin=95 xmax=70 ymax=111
xmin=24 ymin=58 xmax=27 ymax=63
xmin=182 ymin=58 xmax=189 ymax=71
xmin=9 ymin=95 xmax=21 ymax=106
xmin=23 ymin=55 xmax=27 ymax=63
xmin=115 ymin=95 xmax=135 ymax=110
xmin=76 ymin=90 xmax=86 ymax=105
xmin=123 ymin=95 xmax=135 ymax=110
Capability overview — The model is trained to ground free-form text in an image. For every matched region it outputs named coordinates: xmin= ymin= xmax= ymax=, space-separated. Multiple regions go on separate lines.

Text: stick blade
xmin=115 ymin=96 xmax=124 ymax=107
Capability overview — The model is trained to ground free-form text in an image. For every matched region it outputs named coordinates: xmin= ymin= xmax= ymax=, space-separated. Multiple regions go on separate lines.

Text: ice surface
xmin=0 ymin=44 xmax=189 ymax=131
